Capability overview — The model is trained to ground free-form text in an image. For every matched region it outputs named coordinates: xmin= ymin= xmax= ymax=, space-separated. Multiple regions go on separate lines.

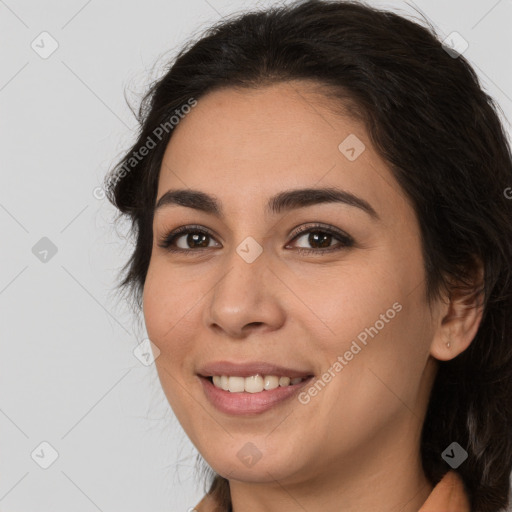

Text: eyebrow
xmin=154 ymin=187 xmax=380 ymax=220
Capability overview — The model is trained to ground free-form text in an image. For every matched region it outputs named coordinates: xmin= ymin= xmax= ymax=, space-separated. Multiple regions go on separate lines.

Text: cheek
xmin=142 ymin=264 xmax=198 ymax=416
xmin=291 ymin=261 xmax=398 ymax=345
xmin=305 ymin=301 xmax=432 ymax=454
xmin=142 ymin=260 xmax=208 ymax=376
xmin=301 ymin=252 xmax=430 ymax=396
xmin=142 ymin=262 xmax=184 ymax=350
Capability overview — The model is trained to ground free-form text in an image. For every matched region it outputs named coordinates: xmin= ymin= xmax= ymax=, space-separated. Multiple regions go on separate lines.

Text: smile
xmin=199 ymin=374 xmax=314 ymax=415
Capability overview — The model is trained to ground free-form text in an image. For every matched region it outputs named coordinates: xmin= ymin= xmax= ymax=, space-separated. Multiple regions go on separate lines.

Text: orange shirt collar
xmin=418 ymin=470 xmax=471 ymax=512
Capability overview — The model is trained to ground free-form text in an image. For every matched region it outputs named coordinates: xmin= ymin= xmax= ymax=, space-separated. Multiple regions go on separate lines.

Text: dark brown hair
xmin=105 ymin=1 xmax=512 ymax=510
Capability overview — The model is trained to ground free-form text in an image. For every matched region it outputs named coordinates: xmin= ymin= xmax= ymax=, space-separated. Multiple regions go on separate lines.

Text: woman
xmin=104 ymin=0 xmax=512 ymax=510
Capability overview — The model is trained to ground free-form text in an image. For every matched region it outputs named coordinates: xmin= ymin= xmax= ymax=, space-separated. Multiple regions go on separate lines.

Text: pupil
xmin=189 ymin=233 xmax=209 ymax=248
xmin=309 ymin=232 xmax=331 ymax=248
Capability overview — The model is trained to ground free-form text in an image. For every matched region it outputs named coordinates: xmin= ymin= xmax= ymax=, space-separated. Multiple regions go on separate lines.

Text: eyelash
xmin=157 ymin=223 xmax=355 ymax=256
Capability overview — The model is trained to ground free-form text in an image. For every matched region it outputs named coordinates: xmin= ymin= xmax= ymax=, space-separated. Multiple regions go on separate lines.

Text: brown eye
xmin=158 ymin=225 xmax=219 ymax=252
xmin=287 ymin=224 xmax=354 ymax=255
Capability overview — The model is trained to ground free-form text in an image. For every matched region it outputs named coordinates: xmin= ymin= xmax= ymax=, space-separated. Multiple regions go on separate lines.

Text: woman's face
xmin=143 ymin=82 xmax=444 ymax=488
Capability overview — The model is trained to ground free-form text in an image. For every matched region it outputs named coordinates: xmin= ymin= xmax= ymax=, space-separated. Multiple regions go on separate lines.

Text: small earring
xmin=446 ymin=341 xmax=451 ymax=348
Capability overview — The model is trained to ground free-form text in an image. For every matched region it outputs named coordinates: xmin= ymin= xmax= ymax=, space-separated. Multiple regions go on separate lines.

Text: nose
xmin=203 ymin=248 xmax=286 ymax=339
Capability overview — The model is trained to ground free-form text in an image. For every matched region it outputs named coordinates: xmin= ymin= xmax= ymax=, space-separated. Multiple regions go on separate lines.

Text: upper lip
xmin=197 ymin=361 xmax=314 ymax=379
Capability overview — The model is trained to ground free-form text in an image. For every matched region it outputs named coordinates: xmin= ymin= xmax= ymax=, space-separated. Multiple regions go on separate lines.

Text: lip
xmin=199 ymin=374 xmax=314 ymax=415
xmin=197 ymin=360 xmax=314 ymax=379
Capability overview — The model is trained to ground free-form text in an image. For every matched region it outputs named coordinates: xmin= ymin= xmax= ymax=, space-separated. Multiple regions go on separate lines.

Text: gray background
xmin=1 ymin=0 xmax=511 ymax=510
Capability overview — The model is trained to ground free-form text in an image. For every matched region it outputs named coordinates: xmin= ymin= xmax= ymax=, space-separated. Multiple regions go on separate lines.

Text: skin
xmin=142 ymin=81 xmax=484 ymax=512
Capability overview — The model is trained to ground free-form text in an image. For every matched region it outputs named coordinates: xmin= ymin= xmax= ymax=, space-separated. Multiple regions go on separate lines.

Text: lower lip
xmin=199 ymin=376 xmax=314 ymax=415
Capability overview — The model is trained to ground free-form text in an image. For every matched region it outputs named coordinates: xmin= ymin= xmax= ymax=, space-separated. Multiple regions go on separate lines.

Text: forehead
xmin=156 ymin=82 xmax=411 ymax=224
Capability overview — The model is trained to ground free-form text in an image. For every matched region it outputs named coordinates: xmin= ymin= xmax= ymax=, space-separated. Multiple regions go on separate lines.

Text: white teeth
xmin=228 ymin=376 xmax=245 ymax=393
xmin=279 ymin=376 xmax=290 ymax=387
xmin=244 ymin=375 xmax=264 ymax=393
xmin=263 ymin=375 xmax=279 ymax=390
xmin=210 ymin=374 xmax=307 ymax=392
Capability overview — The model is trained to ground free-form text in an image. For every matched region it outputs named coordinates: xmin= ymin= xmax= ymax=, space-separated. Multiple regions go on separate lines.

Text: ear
xmin=430 ymin=258 xmax=485 ymax=362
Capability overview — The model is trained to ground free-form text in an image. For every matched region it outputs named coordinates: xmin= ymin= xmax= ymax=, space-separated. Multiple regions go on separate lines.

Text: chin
xmin=202 ymin=443 xmax=304 ymax=483
xmin=214 ymin=460 xmax=297 ymax=483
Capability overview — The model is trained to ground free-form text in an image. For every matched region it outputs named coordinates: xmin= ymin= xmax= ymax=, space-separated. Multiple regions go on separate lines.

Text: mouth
xmin=198 ymin=374 xmax=315 ymax=415
xmin=196 ymin=360 xmax=315 ymax=414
